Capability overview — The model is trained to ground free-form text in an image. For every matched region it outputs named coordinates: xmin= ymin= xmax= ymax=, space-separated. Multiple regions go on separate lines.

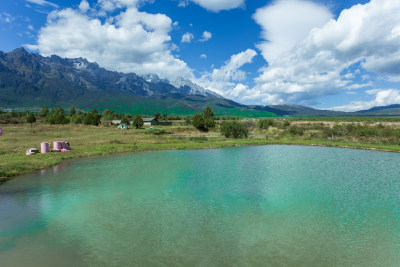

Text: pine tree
xmin=26 ymin=113 xmax=36 ymax=130
xmin=69 ymin=106 xmax=76 ymax=116
xmin=40 ymin=105 xmax=49 ymax=117
xmin=133 ymin=115 xmax=144 ymax=129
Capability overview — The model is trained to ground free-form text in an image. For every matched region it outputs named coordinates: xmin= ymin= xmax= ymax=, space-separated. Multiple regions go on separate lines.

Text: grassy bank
xmin=1 ymin=121 xmax=400 ymax=182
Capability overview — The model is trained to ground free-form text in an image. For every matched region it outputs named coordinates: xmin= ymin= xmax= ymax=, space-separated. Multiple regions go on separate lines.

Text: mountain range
xmin=0 ymin=48 xmax=275 ymax=117
xmin=0 ymin=48 xmax=399 ymax=117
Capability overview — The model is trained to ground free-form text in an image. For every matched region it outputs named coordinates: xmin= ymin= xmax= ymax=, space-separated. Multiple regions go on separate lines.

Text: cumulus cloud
xmin=79 ymin=0 xmax=90 ymax=12
xmin=25 ymin=0 xmax=59 ymax=8
xmin=181 ymin=32 xmax=194 ymax=43
xmin=199 ymin=31 xmax=212 ymax=42
xmin=200 ymin=54 xmax=207 ymax=59
xmin=330 ymin=89 xmax=400 ymax=111
xmin=196 ymin=49 xmax=257 ymax=98
xmin=190 ymin=0 xmax=245 ymax=12
xmin=253 ymin=0 xmax=332 ymax=64
xmin=27 ymin=0 xmax=193 ymax=80
xmin=251 ymin=0 xmax=400 ymax=105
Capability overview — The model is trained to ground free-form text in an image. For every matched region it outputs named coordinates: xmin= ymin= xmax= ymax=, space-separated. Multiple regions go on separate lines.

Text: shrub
xmin=288 ymin=125 xmax=304 ymax=136
xmin=101 ymin=110 xmax=116 ymax=122
xmin=121 ymin=117 xmax=130 ymax=125
xmin=46 ymin=107 xmax=66 ymax=124
xmin=153 ymin=129 xmax=167 ymax=135
xmin=84 ymin=112 xmax=100 ymax=126
xmin=283 ymin=120 xmax=291 ymax=128
xmin=220 ymin=121 xmax=249 ymax=138
xmin=184 ymin=116 xmax=191 ymax=125
xmin=73 ymin=114 xmax=84 ymax=124
xmin=39 ymin=105 xmax=49 ymax=117
xmin=192 ymin=106 xmax=215 ymax=132
xmin=192 ymin=113 xmax=207 ymax=132
xmin=69 ymin=106 xmax=76 ymax=116
xmin=258 ymin=119 xmax=274 ymax=129
xmin=26 ymin=113 xmax=36 ymax=124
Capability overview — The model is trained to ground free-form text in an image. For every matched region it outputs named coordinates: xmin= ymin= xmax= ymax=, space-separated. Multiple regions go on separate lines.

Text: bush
xmin=184 ymin=116 xmax=191 ymax=125
xmin=192 ymin=106 xmax=215 ymax=132
xmin=46 ymin=107 xmax=66 ymax=124
xmin=121 ymin=117 xmax=130 ymax=125
xmin=84 ymin=112 xmax=101 ymax=126
xmin=40 ymin=105 xmax=49 ymax=117
xmin=258 ymin=119 xmax=274 ymax=129
xmin=288 ymin=125 xmax=304 ymax=136
xmin=69 ymin=106 xmax=76 ymax=116
xmin=102 ymin=110 xmax=116 ymax=122
xmin=283 ymin=120 xmax=291 ymax=128
xmin=72 ymin=114 xmax=84 ymax=124
xmin=220 ymin=121 xmax=249 ymax=138
xmin=26 ymin=113 xmax=36 ymax=124
xmin=192 ymin=113 xmax=208 ymax=132
xmin=153 ymin=129 xmax=167 ymax=135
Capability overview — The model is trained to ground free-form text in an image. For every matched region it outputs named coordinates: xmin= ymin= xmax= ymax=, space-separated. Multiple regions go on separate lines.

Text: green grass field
xmin=1 ymin=120 xmax=400 ymax=182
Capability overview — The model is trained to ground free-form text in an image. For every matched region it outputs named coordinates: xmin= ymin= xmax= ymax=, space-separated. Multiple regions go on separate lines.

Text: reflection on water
xmin=1 ymin=145 xmax=400 ymax=266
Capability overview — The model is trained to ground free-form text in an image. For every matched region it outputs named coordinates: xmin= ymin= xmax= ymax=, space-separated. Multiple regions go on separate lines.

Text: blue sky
xmin=1 ymin=0 xmax=400 ymax=111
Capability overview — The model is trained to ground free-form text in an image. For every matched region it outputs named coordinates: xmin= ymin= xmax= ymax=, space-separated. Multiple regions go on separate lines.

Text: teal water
xmin=1 ymin=145 xmax=400 ymax=266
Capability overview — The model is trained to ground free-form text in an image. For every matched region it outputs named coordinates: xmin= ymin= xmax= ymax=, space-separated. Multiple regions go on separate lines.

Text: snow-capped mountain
xmin=171 ymin=77 xmax=222 ymax=98
xmin=0 ymin=47 xmax=223 ymax=101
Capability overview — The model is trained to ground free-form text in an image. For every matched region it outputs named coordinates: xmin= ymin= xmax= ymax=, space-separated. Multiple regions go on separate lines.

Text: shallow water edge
xmin=1 ymin=140 xmax=400 ymax=185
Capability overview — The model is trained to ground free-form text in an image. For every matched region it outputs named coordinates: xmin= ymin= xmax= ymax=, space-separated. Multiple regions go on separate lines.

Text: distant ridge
xmin=249 ymin=104 xmax=348 ymax=117
xmin=358 ymin=104 xmax=400 ymax=113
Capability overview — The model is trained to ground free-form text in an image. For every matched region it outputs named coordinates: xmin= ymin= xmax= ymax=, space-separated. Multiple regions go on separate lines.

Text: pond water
xmin=1 ymin=145 xmax=400 ymax=266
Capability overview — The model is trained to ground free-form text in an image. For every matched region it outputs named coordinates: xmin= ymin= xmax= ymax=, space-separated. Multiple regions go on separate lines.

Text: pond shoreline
xmin=2 ymin=139 xmax=400 ymax=185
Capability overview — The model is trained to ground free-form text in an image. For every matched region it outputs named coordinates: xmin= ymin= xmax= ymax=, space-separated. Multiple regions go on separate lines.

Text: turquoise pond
xmin=1 ymin=145 xmax=400 ymax=266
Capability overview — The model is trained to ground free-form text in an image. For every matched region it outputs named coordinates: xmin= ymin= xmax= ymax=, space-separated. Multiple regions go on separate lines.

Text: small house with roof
xmin=143 ymin=117 xmax=158 ymax=126
xmin=143 ymin=117 xmax=172 ymax=126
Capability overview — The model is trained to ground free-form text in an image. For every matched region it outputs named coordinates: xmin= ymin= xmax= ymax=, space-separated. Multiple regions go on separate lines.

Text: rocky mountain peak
xmin=142 ymin=73 xmax=169 ymax=84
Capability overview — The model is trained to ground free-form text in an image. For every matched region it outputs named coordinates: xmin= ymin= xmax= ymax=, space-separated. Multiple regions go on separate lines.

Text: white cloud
xmin=200 ymin=54 xmax=207 ymax=59
xmin=178 ymin=1 xmax=189 ymax=7
xmin=25 ymin=0 xmax=59 ymax=8
xmin=190 ymin=0 xmax=245 ymax=12
xmin=362 ymin=74 xmax=371 ymax=81
xmin=224 ymin=83 xmax=250 ymax=99
xmin=196 ymin=49 xmax=257 ymax=98
xmin=211 ymin=49 xmax=257 ymax=82
xmin=79 ymin=0 xmax=90 ymax=12
xmin=253 ymin=0 xmax=332 ymax=64
xmin=96 ymin=0 xmax=150 ymax=12
xmin=344 ymin=73 xmax=355 ymax=79
xmin=346 ymin=82 xmax=373 ymax=90
xmin=27 ymin=0 xmax=193 ymax=81
xmin=28 ymin=24 xmax=35 ymax=31
xmin=0 ymin=13 xmax=16 ymax=23
xmin=251 ymin=0 xmax=400 ymax=105
xmin=199 ymin=31 xmax=212 ymax=42
xmin=330 ymin=89 xmax=400 ymax=111
xmin=181 ymin=32 xmax=194 ymax=43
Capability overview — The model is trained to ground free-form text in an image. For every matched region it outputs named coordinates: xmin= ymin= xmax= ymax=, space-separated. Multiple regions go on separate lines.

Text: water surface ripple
xmin=1 ymin=145 xmax=400 ymax=266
